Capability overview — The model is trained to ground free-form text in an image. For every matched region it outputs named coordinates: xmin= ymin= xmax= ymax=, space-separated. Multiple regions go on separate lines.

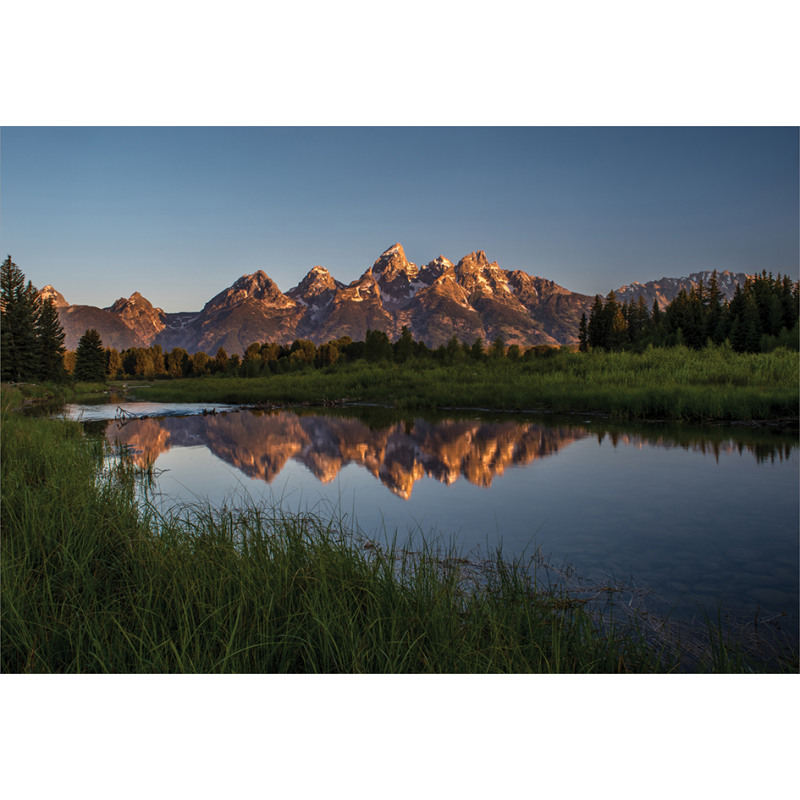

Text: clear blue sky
xmin=1 ymin=126 xmax=797 ymax=312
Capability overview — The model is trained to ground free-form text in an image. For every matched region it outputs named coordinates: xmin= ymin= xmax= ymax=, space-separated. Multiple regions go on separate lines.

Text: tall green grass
xmin=2 ymin=403 xmax=795 ymax=673
xmin=129 ymin=345 xmax=800 ymax=421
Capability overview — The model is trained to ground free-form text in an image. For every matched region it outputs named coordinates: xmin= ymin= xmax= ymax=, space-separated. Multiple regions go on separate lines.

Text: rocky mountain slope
xmin=41 ymin=245 xmax=754 ymax=353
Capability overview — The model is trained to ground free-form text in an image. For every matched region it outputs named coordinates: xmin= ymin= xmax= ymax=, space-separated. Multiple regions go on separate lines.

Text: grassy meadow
xmin=128 ymin=345 xmax=799 ymax=422
xmin=2 ymin=388 xmax=797 ymax=673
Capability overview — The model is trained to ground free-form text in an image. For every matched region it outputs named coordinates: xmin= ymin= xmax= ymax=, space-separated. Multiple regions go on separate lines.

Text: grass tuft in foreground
xmin=1 ymin=405 xmax=796 ymax=673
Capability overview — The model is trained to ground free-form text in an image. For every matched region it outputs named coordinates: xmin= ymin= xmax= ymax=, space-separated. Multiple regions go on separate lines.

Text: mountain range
xmin=40 ymin=243 xmax=752 ymax=353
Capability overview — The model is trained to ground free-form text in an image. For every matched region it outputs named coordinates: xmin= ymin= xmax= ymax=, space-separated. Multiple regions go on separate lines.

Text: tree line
xmin=64 ymin=328 xmax=520 ymax=380
xmin=579 ymin=270 xmax=799 ymax=353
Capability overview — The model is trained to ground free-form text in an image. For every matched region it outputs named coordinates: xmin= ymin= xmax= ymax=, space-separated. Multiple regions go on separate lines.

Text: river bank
xmin=124 ymin=346 xmax=799 ymax=423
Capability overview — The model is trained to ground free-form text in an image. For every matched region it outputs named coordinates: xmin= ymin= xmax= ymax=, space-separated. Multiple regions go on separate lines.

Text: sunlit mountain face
xmin=106 ymin=410 xmax=589 ymax=499
xmin=42 ymin=242 xmax=755 ymax=353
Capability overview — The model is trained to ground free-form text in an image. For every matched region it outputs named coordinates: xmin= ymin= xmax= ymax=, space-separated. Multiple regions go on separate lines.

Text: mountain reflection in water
xmin=106 ymin=410 xmax=587 ymax=499
xmin=104 ymin=409 xmax=796 ymax=500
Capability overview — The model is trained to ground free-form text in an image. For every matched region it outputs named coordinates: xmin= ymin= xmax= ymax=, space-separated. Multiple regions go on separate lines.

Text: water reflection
xmin=102 ymin=408 xmax=797 ymax=500
xmin=82 ymin=405 xmax=799 ymax=633
xmin=105 ymin=410 xmax=589 ymax=499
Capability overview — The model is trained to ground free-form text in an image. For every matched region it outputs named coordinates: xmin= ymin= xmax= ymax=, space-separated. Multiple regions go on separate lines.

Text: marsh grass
xmin=2 ymin=404 xmax=796 ymax=673
xmin=129 ymin=345 xmax=799 ymax=421
xmin=1 ymin=380 xmax=111 ymax=414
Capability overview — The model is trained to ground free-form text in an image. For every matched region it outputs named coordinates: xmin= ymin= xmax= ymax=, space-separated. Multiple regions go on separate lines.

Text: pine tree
xmin=489 ymin=335 xmax=506 ymax=359
xmin=779 ymin=275 xmax=799 ymax=331
xmin=705 ymin=270 xmax=723 ymax=342
xmin=394 ymin=326 xmax=415 ymax=363
xmin=36 ymin=297 xmax=67 ymax=381
xmin=587 ymin=296 xmax=605 ymax=349
xmin=469 ymin=337 xmax=484 ymax=361
xmin=214 ymin=347 xmax=229 ymax=373
xmin=445 ymin=335 xmax=463 ymax=364
xmin=1 ymin=256 xmax=41 ymax=381
xmin=578 ymin=313 xmax=589 ymax=352
xmin=633 ymin=295 xmax=651 ymax=344
xmin=73 ymin=329 xmax=107 ymax=381
xmin=602 ymin=290 xmax=622 ymax=349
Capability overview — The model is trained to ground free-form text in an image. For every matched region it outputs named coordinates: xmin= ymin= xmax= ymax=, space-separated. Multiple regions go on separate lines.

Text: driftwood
xmin=115 ymin=406 xmax=146 ymax=427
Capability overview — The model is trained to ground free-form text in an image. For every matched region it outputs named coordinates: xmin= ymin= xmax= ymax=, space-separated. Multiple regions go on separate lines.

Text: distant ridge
xmin=40 ymin=244 xmax=756 ymax=353
xmin=613 ymin=270 xmax=750 ymax=309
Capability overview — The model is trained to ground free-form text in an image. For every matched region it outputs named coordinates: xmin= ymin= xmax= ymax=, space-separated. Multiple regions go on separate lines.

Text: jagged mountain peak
xmin=39 ymin=285 xmax=68 ymax=307
xmin=288 ymin=265 xmax=341 ymax=303
xmin=457 ymin=250 xmax=495 ymax=272
xmin=380 ymin=242 xmax=405 ymax=258
xmin=108 ymin=291 xmax=162 ymax=315
xmin=231 ymin=269 xmax=276 ymax=291
xmin=417 ymin=256 xmax=455 ymax=286
xmin=200 ymin=271 xmax=298 ymax=328
xmin=372 ymin=242 xmax=419 ymax=279
xmin=454 ymin=250 xmax=512 ymax=298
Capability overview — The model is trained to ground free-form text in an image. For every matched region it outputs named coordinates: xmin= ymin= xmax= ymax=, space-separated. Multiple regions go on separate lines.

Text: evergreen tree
xmin=36 ymin=297 xmax=67 ymax=381
xmin=780 ymin=275 xmax=799 ymax=331
xmin=469 ymin=337 xmax=484 ymax=361
xmin=607 ymin=303 xmax=628 ymax=350
xmin=489 ymin=335 xmax=506 ymax=359
xmin=651 ymin=299 xmax=663 ymax=329
xmin=630 ymin=295 xmax=651 ymax=344
xmin=394 ymin=326 xmax=415 ymax=363
xmin=1 ymin=256 xmax=41 ymax=381
xmin=578 ymin=313 xmax=588 ymax=352
xmin=587 ymin=296 xmax=605 ymax=349
xmin=214 ymin=347 xmax=229 ymax=373
xmin=713 ymin=304 xmax=731 ymax=344
xmin=602 ymin=290 xmax=622 ymax=349
xmin=73 ymin=329 xmax=107 ymax=381
xmin=705 ymin=270 xmax=723 ymax=342
xmin=445 ymin=335 xmax=463 ymax=364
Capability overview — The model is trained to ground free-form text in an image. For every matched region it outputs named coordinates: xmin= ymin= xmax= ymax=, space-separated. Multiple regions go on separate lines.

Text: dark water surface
xmin=62 ymin=402 xmax=799 ymax=634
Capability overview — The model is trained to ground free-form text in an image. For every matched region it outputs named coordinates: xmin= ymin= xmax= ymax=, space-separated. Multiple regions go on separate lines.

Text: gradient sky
xmin=1 ymin=126 xmax=797 ymax=313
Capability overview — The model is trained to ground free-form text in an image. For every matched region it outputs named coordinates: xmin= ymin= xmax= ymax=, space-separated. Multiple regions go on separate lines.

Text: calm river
xmin=63 ymin=402 xmax=799 ymax=636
